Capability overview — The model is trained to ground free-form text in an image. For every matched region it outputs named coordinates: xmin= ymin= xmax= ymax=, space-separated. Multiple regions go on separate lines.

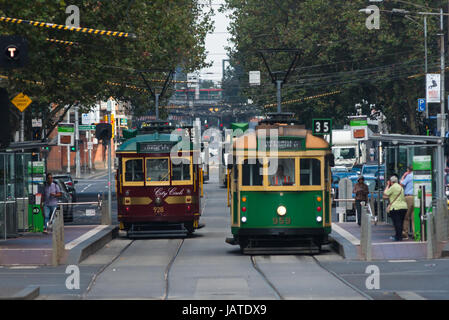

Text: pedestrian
xmin=353 ymin=176 xmax=369 ymax=226
xmin=400 ymin=165 xmax=414 ymax=239
xmin=42 ymin=173 xmax=62 ymax=233
xmin=384 ymin=175 xmax=408 ymax=241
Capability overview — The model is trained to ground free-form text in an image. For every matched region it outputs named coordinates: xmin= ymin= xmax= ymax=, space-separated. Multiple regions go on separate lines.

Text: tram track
xmin=82 ymin=239 xmax=135 ymax=299
xmin=163 ymin=238 xmax=185 ymax=300
xmin=250 ymin=256 xmax=285 ymax=300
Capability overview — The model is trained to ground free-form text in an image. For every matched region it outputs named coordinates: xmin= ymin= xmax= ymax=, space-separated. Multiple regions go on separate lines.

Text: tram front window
xmin=300 ymin=158 xmax=321 ymax=185
xmin=124 ymin=159 xmax=144 ymax=182
xmin=268 ymin=158 xmax=295 ymax=186
xmin=172 ymin=159 xmax=191 ymax=181
xmin=242 ymin=159 xmax=263 ymax=186
xmin=146 ymin=158 xmax=169 ymax=182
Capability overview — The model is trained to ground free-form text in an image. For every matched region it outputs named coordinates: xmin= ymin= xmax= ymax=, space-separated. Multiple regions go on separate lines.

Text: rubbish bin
xmin=28 ymin=204 xmax=44 ymax=232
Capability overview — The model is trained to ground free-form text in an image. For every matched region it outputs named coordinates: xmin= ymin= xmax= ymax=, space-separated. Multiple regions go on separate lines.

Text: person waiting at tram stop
xmin=384 ymin=175 xmax=408 ymax=241
xmin=400 ymin=165 xmax=414 ymax=240
xmin=271 ymin=164 xmax=292 ymax=186
xmin=353 ymin=176 xmax=369 ymax=226
xmin=41 ymin=173 xmax=62 ymax=234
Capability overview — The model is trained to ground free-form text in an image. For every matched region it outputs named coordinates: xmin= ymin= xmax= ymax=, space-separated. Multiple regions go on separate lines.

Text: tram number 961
xmin=153 ymin=207 xmax=164 ymax=215
xmin=273 ymin=217 xmax=291 ymax=225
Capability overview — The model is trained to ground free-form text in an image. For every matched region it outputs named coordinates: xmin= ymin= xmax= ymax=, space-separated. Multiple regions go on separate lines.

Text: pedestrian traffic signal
xmin=95 ymin=123 xmax=112 ymax=141
xmin=0 ymin=35 xmax=28 ymax=69
xmin=70 ymin=145 xmax=76 ymax=152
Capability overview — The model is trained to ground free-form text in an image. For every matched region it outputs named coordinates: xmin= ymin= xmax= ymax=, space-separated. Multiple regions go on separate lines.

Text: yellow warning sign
xmin=11 ymin=93 xmax=32 ymax=112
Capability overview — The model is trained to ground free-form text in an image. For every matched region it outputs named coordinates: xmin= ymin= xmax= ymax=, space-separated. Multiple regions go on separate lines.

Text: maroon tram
xmin=116 ymin=122 xmax=202 ymax=238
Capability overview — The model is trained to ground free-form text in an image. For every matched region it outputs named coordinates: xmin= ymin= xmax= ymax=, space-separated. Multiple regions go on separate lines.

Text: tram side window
xmin=172 ymin=159 xmax=191 ymax=181
xmin=268 ymin=158 xmax=296 ymax=186
xmin=241 ymin=159 xmax=263 ymax=186
xmin=300 ymin=159 xmax=321 ymax=186
xmin=146 ymin=158 xmax=169 ymax=182
xmin=124 ymin=159 xmax=144 ymax=182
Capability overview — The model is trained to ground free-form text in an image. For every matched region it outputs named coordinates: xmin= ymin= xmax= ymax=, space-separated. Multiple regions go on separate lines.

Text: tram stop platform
xmin=0 ymin=225 xmax=118 ymax=266
xmin=330 ymin=222 xmax=449 ymax=260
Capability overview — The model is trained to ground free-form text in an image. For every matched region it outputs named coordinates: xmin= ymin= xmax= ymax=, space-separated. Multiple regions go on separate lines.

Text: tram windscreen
xmin=300 ymin=158 xmax=321 ymax=185
xmin=146 ymin=158 xmax=169 ymax=182
xmin=242 ymin=159 xmax=263 ymax=186
xmin=268 ymin=158 xmax=295 ymax=186
xmin=124 ymin=159 xmax=144 ymax=182
xmin=172 ymin=159 xmax=191 ymax=181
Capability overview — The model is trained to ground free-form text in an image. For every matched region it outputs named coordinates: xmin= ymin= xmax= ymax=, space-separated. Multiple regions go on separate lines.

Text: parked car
xmin=53 ymin=174 xmax=78 ymax=202
xmin=346 ymin=175 xmax=384 ymax=218
xmin=53 ymin=178 xmax=74 ymax=222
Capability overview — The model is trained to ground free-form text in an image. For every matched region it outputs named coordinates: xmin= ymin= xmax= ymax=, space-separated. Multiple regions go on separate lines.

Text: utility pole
xmin=66 ymin=108 xmax=71 ymax=174
xmin=75 ymin=104 xmax=80 ymax=178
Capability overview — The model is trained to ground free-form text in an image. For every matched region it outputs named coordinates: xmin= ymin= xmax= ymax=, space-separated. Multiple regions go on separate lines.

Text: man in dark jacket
xmin=353 ymin=176 xmax=369 ymax=226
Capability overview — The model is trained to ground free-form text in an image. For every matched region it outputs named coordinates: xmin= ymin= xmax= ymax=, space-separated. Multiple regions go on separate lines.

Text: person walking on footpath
xmin=353 ymin=176 xmax=369 ymax=226
xmin=42 ymin=173 xmax=62 ymax=233
xmin=384 ymin=175 xmax=408 ymax=241
xmin=400 ymin=165 xmax=414 ymax=240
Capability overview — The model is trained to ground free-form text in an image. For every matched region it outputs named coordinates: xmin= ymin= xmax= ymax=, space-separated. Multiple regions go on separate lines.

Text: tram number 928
xmin=273 ymin=217 xmax=291 ymax=225
xmin=153 ymin=207 xmax=165 ymax=215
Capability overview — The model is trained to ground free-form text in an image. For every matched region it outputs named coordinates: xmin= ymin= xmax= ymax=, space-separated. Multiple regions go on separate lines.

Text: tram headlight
xmin=155 ymin=197 xmax=162 ymax=206
xmin=277 ymin=206 xmax=287 ymax=216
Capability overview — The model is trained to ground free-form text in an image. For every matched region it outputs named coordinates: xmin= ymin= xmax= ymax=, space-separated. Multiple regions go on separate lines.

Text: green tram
xmin=225 ymin=116 xmax=334 ymax=254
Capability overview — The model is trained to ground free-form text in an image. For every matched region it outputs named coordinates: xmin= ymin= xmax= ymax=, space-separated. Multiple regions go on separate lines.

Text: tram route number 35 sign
xmin=312 ymin=119 xmax=332 ymax=135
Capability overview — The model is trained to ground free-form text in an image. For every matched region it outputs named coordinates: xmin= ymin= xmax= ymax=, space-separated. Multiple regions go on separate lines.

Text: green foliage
xmin=222 ymin=0 xmax=444 ymax=133
xmin=0 ymin=0 xmax=213 ymax=134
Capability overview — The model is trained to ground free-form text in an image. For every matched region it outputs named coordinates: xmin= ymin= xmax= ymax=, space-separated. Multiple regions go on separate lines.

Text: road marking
xmin=65 ymin=225 xmax=108 ymax=250
xmin=9 ymin=266 xmax=39 ymax=269
xmin=388 ymin=260 xmax=417 ymax=263
xmin=332 ymin=224 xmax=360 ymax=245
xmin=81 ymin=183 xmax=92 ymax=193
xmin=396 ymin=291 xmax=427 ymax=300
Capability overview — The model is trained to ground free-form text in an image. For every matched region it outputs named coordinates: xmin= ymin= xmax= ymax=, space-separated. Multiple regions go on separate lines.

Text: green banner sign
xmin=350 ymin=119 xmax=368 ymax=127
xmin=79 ymin=125 xmax=96 ymax=131
xmin=57 ymin=126 xmax=75 ymax=133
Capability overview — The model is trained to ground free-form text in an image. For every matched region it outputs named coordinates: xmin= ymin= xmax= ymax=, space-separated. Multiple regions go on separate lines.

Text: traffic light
xmin=95 ymin=123 xmax=112 ymax=140
xmin=0 ymin=36 xmax=28 ymax=69
xmin=70 ymin=145 xmax=76 ymax=152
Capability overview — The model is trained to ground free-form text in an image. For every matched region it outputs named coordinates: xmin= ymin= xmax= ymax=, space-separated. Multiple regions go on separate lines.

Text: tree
xmin=221 ymin=0 xmax=443 ymax=134
xmin=0 ymin=0 xmax=214 ymax=137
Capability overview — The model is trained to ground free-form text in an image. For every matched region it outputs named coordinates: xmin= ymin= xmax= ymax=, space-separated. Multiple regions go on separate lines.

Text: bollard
xmin=426 ymin=211 xmax=436 ymax=259
xmin=101 ymin=196 xmax=111 ymax=225
xmin=52 ymin=205 xmax=66 ymax=266
xmin=360 ymin=202 xmax=372 ymax=261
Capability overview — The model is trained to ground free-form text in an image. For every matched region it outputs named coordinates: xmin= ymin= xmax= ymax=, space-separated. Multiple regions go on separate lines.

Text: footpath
xmin=0 ymin=168 xmax=117 ymax=299
xmin=330 ymin=221 xmax=449 ymax=260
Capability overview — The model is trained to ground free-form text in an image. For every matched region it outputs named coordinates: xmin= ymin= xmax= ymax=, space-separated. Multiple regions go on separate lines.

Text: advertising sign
xmin=426 ymin=74 xmax=440 ymax=103
xmin=413 ymin=155 xmax=432 ymax=241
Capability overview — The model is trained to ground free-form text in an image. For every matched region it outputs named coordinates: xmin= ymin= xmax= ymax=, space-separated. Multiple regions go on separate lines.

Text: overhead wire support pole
xmin=257 ymin=48 xmax=301 ymax=114
xmin=138 ymin=69 xmax=174 ymax=121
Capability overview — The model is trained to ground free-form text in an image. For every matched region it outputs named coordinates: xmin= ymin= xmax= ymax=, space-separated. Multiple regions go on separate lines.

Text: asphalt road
xmin=68 ymin=172 xmax=117 ymax=225
xmin=1 ymin=167 xmax=449 ymax=301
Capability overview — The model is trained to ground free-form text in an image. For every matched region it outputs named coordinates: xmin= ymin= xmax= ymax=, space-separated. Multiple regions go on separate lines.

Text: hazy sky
xmin=199 ymin=1 xmax=232 ymax=83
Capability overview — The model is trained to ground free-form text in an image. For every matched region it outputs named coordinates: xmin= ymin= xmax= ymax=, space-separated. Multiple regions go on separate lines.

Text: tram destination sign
xmin=259 ymin=138 xmax=304 ymax=151
xmin=137 ymin=142 xmax=176 ymax=153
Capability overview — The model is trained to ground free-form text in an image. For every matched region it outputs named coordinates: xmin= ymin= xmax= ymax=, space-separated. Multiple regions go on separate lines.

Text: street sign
xmin=349 ymin=116 xmax=368 ymax=141
xmin=0 ymin=35 xmax=28 ymax=69
xmin=249 ymin=71 xmax=261 ymax=86
xmin=312 ymin=119 xmax=332 ymax=135
xmin=87 ymin=142 xmax=93 ymax=150
xmin=79 ymin=125 xmax=96 ymax=131
xmin=58 ymin=123 xmax=75 ymax=146
xmin=11 ymin=92 xmax=32 ymax=112
xmin=32 ymin=119 xmax=42 ymax=127
xmin=418 ymin=98 xmax=426 ymax=112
